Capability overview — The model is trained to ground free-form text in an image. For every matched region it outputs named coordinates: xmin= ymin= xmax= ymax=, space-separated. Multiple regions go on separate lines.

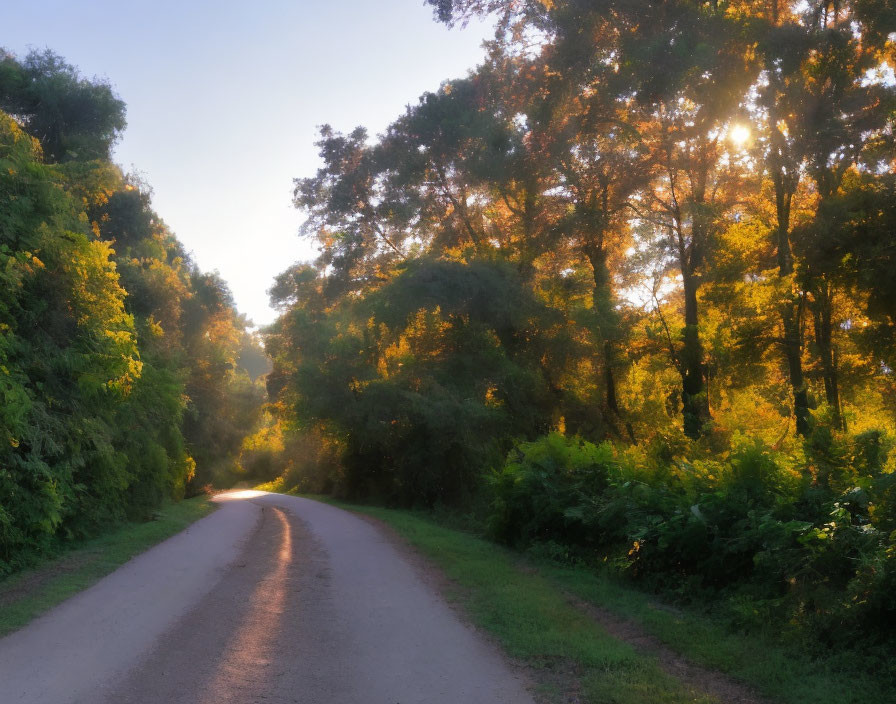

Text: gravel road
xmin=0 ymin=491 xmax=534 ymax=703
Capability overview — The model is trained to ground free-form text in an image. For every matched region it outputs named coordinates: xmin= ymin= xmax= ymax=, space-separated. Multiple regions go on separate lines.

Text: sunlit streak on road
xmin=199 ymin=506 xmax=292 ymax=703
xmin=215 ymin=490 xmax=269 ymax=501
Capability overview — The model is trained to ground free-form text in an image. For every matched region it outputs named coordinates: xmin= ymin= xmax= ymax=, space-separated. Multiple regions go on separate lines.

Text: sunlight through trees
xmin=263 ymin=0 xmax=896 ymax=663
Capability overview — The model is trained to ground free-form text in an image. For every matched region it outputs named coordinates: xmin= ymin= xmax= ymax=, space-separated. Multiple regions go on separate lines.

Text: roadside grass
xmin=0 ymin=496 xmax=215 ymax=637
xmin=540 ymin=563 xmax=893 ymax=704
xmin=301 ymin=495 xmax=894 ymax=704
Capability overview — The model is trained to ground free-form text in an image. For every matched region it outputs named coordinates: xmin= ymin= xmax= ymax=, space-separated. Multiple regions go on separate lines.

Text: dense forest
xmin=0 ymin=50 xmax=266 ymax=574
xmin=1 ymin=0 xmax=894 ymax=681
xmin=261 ymin=0 xmax=896 ymax=658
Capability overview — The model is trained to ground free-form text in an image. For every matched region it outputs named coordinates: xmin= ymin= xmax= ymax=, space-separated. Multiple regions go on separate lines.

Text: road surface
xmin=0 ymin=491 xmax=534 ymax=703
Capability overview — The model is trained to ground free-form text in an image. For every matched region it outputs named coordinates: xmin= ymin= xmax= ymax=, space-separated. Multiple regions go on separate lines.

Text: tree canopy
xmin=0 ymin=50 xmax=264 ymax=574
xmin=265 ymin=0 xmax=896 ymax=660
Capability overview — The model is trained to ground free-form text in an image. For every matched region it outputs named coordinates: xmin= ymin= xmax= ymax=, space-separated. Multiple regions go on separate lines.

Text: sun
xmin=729 ymin=124 xmax=751 ymax=147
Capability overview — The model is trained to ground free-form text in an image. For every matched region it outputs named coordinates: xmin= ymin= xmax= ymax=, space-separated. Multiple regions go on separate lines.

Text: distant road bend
xmin=0 ymin=491 xmax=534 ymax=704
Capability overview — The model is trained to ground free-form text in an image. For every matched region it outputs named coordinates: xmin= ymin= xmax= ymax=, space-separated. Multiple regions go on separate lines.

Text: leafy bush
xmin=486 ymin=429 xmax=896 ymax=648
xmin=488 ymin=432 xmax=617 ymax=548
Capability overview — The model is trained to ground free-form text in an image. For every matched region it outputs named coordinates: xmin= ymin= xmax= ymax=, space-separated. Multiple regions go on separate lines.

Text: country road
xmin=0 ymin=491 xmax=534 ymax=704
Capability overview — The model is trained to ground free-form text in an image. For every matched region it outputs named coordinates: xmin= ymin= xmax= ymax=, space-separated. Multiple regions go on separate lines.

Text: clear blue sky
xmin=1 ymin=1 xmax=492 ymax=325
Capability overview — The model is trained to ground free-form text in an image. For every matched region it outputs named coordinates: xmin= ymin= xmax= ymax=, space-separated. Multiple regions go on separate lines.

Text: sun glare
xmin=729 ymin=124 xmax=751 ymax=147
xmin=217 ymin=489 xmax=268 ymax=501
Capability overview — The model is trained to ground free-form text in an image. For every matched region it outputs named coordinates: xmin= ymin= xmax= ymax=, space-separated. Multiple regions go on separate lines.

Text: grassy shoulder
xmin=540 ymin=562 xmax=891 ymax=704
xmin=302 ymin=494 xmax=892 ymax=704
xmin=0 ymin=496 xmax=215 ymax=637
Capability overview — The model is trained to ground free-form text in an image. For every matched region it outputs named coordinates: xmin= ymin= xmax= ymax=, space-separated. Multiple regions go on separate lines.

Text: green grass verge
xmin=0 ymin=496 xmax=215 ymax=637
xmin=304 ymin=496 xmax=894 ymax=704
xmin=315 ymin=498 xmax=715 ymax=704
xmin=539 ymin=563 xmax=893 ymax=704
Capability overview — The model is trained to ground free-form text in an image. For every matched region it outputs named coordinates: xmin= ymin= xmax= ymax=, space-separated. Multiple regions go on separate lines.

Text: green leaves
xmin=0 ymin=52 xmax=261 ymax=572
xmin=0 ymin=49 xmax=126 ymax=163
xmin=268 ymin=256 xmax=559 ymax=506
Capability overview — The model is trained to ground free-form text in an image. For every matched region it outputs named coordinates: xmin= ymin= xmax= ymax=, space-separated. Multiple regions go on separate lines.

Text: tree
xmin=750 ymin=0 xmax=894 ymax=433
xmin=0 ymin=49 xmax=265 ymax=571
xmin=268 ymin=0 xmax=896 ymax=532
xmin=0 ymin=49 xmax=126 ymax=163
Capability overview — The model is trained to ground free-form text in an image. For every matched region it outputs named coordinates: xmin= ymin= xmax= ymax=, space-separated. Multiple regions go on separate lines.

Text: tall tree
xmin=0 ymin=49 xmax=126 ymax=163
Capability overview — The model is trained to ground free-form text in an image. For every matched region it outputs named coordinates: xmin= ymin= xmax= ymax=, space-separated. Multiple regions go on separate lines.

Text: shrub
xmin=488 ymin=432 xmax=618 ymax=548
xmin=487 ymin=428 xmax=896 ymax=648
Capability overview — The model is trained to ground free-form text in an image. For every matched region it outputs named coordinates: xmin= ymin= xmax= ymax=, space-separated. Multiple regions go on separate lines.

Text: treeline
xmin=263 ymin=1 xmax=896 ymax=653
xmin=0 ymin=50 xmax=264 ymax=574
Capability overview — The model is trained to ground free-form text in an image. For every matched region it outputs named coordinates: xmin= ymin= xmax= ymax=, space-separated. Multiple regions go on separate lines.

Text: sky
xmin=1 ymin=1 xmax=493 ymax=326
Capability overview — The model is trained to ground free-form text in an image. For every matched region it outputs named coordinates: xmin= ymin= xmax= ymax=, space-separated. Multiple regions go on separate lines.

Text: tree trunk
xmin=681 ymin=270 xmax=710 ymax=439
xmin=811 ymin=279 xmax=844 ymax=429
xmin=782 ymin=305 xmax=812 ymax=436
xmin=587 ymin=247 xmax=634 ymax=442
xmin=772 ymin=161 xmax=812 ymax=437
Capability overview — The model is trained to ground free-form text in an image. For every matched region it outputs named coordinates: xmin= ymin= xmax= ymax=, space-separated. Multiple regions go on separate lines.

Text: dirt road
xmin=0 ymin=491 xmax=534 ymax=703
